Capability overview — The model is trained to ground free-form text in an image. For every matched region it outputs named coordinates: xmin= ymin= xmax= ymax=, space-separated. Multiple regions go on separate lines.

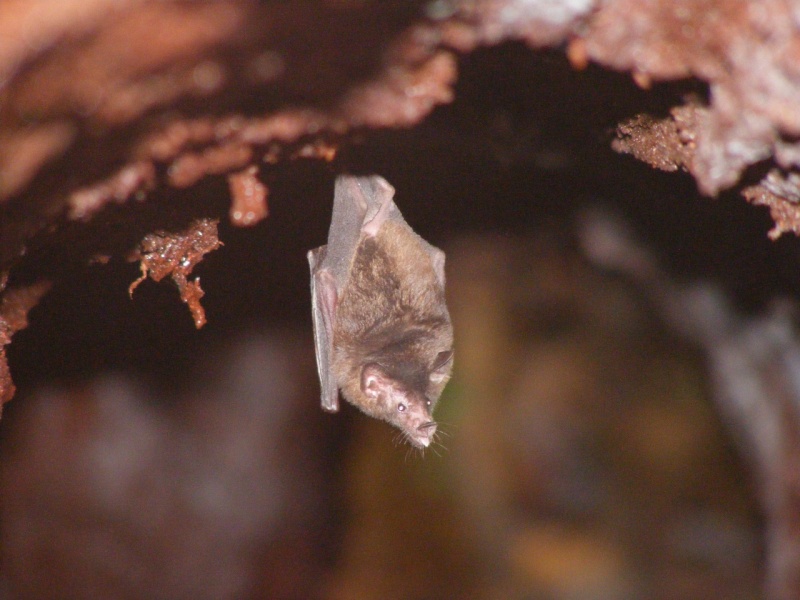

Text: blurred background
xmin=3 ymin=44 xmax=799 ymax=599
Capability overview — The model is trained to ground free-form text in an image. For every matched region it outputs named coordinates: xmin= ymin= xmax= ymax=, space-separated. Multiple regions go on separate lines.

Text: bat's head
xmin=359 ymin=349 xmax=453 ymax=448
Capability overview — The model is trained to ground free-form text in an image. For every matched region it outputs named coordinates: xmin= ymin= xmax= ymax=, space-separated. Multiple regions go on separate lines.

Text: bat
xmin=307 ymin=175 xmax=454 ymax=448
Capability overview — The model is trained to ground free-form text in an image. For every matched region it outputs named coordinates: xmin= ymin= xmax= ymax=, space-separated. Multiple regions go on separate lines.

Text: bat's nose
xmin=416 ymin=421 xmax=437 ymax=447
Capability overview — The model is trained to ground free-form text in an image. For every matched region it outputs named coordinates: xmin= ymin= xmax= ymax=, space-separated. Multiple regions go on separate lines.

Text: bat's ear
xmin=361 ymin=363 xmax=390 ymax=399
xmin=360 ymin=175 xmax=394 ymax=199
xmin=430 ymin=350 xmax=453 ymax=383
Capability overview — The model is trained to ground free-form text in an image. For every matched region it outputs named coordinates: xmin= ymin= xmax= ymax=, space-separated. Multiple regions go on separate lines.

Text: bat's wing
xmin=308 ymin=246 xmax=339 ymax=412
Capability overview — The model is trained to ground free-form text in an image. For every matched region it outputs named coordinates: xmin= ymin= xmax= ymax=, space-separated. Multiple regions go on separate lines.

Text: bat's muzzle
xmin=415 ymin=421 xmax=437 ymax=448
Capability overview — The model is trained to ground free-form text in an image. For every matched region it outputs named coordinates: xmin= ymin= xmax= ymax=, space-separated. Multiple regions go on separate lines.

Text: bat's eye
xmin=397 ymin=403 xmax=407 ymax=412
xmin=425 ymin=400 xmax=431 ymax=407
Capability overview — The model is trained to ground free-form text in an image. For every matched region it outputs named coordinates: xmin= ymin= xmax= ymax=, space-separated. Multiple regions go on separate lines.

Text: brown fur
xmin=332 ymin=220 xmax=453 ymax=421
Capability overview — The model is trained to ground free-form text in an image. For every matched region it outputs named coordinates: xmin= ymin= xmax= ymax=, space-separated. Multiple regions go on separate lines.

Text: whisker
xmin=431 ymin=420 xmax=458 ymax=431
xmin=432 ymin=430 xmax=449 ymax=452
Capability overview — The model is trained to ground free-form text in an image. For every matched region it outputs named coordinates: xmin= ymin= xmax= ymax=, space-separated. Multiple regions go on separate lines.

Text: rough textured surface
xmin=0 ymin=279 xmax=51 ymax=407
xmin=454 ymin=0 xmax=800 ymax=231
xmin=743 ymin=171 xmax=800 ymax=239
xmin=1 ymin=0 xmax=799 ymax=346
xmin=583 ymin=0 xmax=800 ymax=195
xmin=612 ymin=103 xmax=702 ymax=175
xmin=128 ymin=218 xmax=222 ymax=329
xmin=4 ymin=0 xmax=800 ymax=275
xmin=0 ymin=0 xmax=449 ymax=267
xmin=228 ymin=166 xmax=269 ymax=227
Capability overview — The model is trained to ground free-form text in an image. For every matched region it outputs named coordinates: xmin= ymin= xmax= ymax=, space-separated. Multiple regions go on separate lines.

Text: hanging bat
xmin=307 ymin=175 xmax=454 ymax=448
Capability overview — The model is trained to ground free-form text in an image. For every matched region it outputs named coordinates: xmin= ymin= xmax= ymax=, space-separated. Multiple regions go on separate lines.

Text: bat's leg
xmin=361 ymin=179 xmax=395 ymax=237
xmin=361 ymin=196 xmax=394 ymax=237
xmin=308 ymin=247 xmax=340 ymax=412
